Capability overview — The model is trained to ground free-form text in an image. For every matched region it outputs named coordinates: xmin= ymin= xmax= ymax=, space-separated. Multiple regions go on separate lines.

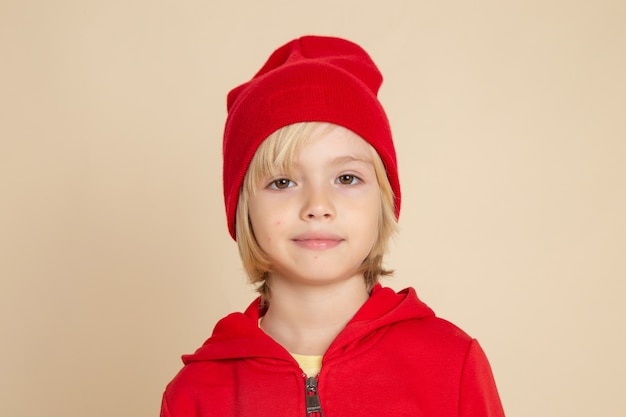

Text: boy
xmin=161 ymin=35 xmax=505 ymax=416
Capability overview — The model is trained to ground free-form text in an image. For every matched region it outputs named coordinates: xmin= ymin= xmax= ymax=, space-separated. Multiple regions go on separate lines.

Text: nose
xmin=300 ymin=185 xmax=335 ymax=221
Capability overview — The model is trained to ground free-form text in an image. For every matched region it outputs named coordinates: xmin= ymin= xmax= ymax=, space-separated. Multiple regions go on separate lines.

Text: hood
xmin=182 ymin=285 xmax=435 ymax=365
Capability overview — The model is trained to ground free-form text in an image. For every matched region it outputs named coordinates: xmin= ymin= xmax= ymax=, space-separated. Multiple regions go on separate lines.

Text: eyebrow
xmin=328 ymin=154 xmax=374 ymax=166
xmin=289 ymin=153 xmax=374 ymax=172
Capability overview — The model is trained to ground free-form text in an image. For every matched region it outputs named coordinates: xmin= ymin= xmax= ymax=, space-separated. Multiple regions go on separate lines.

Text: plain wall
xmin=1 ymin=1 xmax=625 ymax=416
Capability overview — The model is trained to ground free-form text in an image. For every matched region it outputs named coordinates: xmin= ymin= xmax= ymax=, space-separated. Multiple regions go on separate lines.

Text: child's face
xmin=247 ymin=125 xmax=381 ymax=287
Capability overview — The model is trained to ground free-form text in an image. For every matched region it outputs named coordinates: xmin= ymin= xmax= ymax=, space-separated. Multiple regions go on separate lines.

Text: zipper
xmin=305 ymin=376 xmax=324 ymax=416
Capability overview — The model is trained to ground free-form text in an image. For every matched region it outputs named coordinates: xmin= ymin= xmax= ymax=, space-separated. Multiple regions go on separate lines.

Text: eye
xmin=337 ymin=174 xmax=360 ymax=185
xmin=268 ymin=178 xmax=295 ymax=190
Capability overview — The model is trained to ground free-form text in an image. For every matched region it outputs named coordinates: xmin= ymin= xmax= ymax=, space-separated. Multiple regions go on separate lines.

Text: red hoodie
xmin=161 ymin=285 xmax=505 ymax=416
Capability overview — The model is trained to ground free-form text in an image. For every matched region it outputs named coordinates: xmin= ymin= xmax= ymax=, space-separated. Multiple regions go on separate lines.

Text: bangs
xmin=244 ymin=122 xmax=337 ymax=195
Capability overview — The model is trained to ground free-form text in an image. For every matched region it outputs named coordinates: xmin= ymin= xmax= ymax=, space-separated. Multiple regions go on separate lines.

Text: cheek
xmin=249 ymin=212 xmax=281 ymax=248
xmin=349 ymin=192 xmax=382 ymax=219
xmin=356 ymin=196 xmax=382 ymax=243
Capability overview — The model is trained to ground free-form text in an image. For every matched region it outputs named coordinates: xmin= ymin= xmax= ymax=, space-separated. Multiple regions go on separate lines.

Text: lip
xmin=292 ymin=232 xmax=344 ymax=250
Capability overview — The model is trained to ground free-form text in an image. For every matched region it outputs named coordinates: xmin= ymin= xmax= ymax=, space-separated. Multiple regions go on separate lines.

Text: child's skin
xmin=251 ymin=124 xmax=380 ymax=356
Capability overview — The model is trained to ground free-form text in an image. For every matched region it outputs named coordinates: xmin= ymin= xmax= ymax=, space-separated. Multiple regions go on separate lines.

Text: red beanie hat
xmin=223 ymin=35 xmax=401 ymax=240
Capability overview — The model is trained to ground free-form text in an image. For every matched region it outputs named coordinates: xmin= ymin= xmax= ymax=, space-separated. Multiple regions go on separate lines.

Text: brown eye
xmin=338 ymin=174 xmax=358 ymax=185
xmin=269 ymin=178 xmax=294 ymax=189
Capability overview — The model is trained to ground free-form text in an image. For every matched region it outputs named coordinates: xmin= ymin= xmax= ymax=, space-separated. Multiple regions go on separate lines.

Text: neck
xmin=260 ymin=275 xmax=369 ymax=356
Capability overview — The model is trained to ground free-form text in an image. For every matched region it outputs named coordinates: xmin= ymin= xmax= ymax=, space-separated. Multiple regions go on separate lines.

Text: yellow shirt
xmin=291 ymin=353 xmax=323 ymax=377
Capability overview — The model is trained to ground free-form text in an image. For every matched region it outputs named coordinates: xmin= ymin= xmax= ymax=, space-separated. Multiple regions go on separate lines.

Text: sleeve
xmin=160 ymin=391 xmax=172 ymax=417
xmin=458 ymin=339 xmax=506 ymax=417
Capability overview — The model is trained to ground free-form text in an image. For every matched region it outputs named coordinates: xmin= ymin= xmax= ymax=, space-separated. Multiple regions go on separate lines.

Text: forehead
xmin=293 ymin=124 xmax=374 ymax=163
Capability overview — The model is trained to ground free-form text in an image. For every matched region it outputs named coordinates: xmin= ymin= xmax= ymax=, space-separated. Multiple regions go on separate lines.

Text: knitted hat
xmin=223 ymin=35 xmax=400 ymax=240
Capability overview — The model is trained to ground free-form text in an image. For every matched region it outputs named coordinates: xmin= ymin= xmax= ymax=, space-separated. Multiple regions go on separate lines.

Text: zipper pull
xmin=305 ymin=376 xmax=324 ymax=416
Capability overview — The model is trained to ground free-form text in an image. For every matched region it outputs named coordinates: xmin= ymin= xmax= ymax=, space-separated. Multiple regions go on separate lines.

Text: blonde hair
xmin=235 ymin=122 xmax=398 ymax=303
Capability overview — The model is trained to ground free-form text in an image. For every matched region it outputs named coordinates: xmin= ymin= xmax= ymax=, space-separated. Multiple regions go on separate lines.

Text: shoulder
xmin=164 ymin=356 xmax=232 ymax=393
xmin=365 ymin=285 xmax=475 ymax=355
xmin=384 ymin=314 xmax=475 ymax=359
xmin=162 ymin=356 xmax=245 ymax=417
xmin=403 ymin=314 xmax=472 ymax=340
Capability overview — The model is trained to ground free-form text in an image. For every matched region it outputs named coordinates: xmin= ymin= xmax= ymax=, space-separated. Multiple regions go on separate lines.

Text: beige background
xmin=1 ymin=1 xmax=625 ymax=416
